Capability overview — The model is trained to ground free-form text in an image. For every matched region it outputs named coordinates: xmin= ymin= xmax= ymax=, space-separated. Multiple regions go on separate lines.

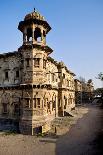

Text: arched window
xmin=27 ymin=28 xmax=32 ymax=41
xmin=25 ymin=98 xmax=30 ymax=108
xmin=26 ymin=58 xmax=30 ymax=67
xmin=34 ymin=27 xmax=41 ymax=42
xmin=14 ymin=104 xmax=20 ymax=115
xmin=33 ymin=98 xmax=40 ymax=108
xmin=4 ymin=69 xmax=9 ymax=80
xmin=34 ymin=58 xmax=40 ymax=68
xmin=43 ymin=59 xmax=46 ymax=69
xmin=3 ymin=103 xmax=7 ymax=113
xmin=1 ymin=93 xmax=10 ymax=114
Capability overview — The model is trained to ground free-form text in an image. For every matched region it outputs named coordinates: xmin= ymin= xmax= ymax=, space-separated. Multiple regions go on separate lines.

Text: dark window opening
xmin=58 ymin=99 xmax=61 ymax=107
xmin=44 ymin=99 xmax=46 ymax=107
xmin=5 ymin=71 xmax=8 ymax=79
xmin=33 ymin=126 xmax=42 ymax=134
xmin=3 ymin=103 xmax=7 ymax=113
xmin=47 ymin=102 xmax=50 ymax=109
xmin=53 ymin=101 xmax=55 ymax=109
xmin=25 ymin=99 xmax=30 ymax=108
xmin=34 ymin=58 xmax=40 ymax=67
xmin=14 ymin=104 xmax=19 ymax=114
xmin=16 ymin=71 xmax=19 ymax=78
xmin=37 ymin=98 xmax=40 ymax=108
xmin=67 ymin=80 xmax=69 ymax=87
xmin=63 ymin=73 xmax=65 ymax=79
xmin=21 ymin=59 xmax=24 ymax=64
xmin=59 ymin=75 xmax=61 ymax=79
xmin=34 ymin=27 xmax=41 ymax=42
xmin=34 ymin=98 xmax=36 ymax=108
xmin=34 ymin=98 xmax=40 ymax=108
xmin=27 ymin=28 xmax=32 ymax=42
xmin=43 ymin=59 xmax=46 ymax=69
xmin=26 ymin=58 xmax=30 ymax=67
xmin=64 ymin=98 xmax=67 ymax=109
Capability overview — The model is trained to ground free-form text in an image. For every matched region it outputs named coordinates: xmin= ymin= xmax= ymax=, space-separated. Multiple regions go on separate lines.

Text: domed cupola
xmin=18 ymin=9 xmax=51 ymax=47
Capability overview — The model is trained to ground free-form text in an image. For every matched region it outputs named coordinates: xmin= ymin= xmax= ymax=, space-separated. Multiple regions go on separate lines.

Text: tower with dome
xmin=0 ymin=9 xmax=75 ymax=135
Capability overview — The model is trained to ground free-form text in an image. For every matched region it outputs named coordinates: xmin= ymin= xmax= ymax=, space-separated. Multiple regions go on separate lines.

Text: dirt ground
xmin=0 ymin=104 xmax=103 ymax=155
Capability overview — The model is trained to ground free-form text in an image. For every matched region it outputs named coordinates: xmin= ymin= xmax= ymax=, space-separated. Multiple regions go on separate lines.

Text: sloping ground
xmin=49 ymin=107 xmax=88 ymax=136
xmin=92 ymin=99 xmax=100 ymax=104
xmin=56 ymin=105 xmax=103 ymax=155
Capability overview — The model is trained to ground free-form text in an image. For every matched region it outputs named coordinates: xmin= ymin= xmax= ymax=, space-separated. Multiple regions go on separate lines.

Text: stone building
xmin=0 ymin=10 xmax=75 ymax=135
xmin=75 ymin=78 xmax=94 ymax=104
xmin=74 ymin=79 xmax=82 ymax=104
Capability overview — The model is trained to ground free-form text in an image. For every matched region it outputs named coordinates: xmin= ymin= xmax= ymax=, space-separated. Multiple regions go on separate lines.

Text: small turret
xmin=18 ymin=9 xmax=51 ymax=46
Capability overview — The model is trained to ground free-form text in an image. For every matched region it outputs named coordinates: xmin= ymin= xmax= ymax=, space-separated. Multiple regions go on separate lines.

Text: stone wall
xmin=46 ymin=58 xmax=58 ymax=87
xmin=0 ymin=89 xmax=22 ymax=131
xmin=0 ymin=54 xmax=21 ymax=86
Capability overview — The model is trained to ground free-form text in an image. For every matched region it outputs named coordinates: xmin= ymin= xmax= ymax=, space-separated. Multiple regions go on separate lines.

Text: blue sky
xmin=0 ymin=0 xmax=103 ymax=88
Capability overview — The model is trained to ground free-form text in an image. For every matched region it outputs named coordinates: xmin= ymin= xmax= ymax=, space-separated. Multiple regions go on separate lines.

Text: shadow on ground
xmin=54 ymin=104 xmax=103 ymax=155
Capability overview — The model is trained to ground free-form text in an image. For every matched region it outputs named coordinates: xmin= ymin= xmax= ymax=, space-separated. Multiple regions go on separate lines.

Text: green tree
xmin=97 ymin=72 xmax=103 ymax=81
xmin=97 ymin=72 xmax=103 ymax=105
xmin=94 ymin=88 xmax=103 ymax=96
xmin=87 ymin=79 xmax=92 ymax=84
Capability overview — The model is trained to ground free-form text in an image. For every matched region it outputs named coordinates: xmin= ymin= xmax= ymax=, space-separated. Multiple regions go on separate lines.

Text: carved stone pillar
xmin=32 ymin=25 xmax=34 ymax=42
xmin=41 ymin=28 xmax=43 ymax=42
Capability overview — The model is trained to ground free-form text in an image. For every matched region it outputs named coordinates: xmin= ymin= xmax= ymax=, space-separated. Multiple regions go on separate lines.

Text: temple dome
xmin=18 ymin=9 xmax=51 ymax=34
xmin=24 ymin=11 xmax=45 ymax=21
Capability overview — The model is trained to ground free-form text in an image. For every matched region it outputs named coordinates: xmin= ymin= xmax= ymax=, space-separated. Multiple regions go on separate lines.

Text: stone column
xmin=61 ymin=95 xmax=64 ymax=116
xmin=41 ymin=28 xmax=46 ymax=44
xmin=32 ymin=25 xmax=34 ymax=42
xmin=55 ymin=96 xmax=58 ymax=117
xmin=23 ymin=33 xmax=27 ymax=43
xmin=50 ymin=101 xmax=52 ymax=114
xmin=39 ymin=55 xmax=43 ymax=69
xmin=41 ymin=28 xmax=43 ymax=42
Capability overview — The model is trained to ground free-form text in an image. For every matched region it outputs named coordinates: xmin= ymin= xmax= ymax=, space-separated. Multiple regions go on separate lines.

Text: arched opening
xmin=1 ymin=93 xmax=10 ymax=114
xmin=33 ymin=126 xmax=42 ymax=134
xmin=52 ymin=95 xmax=56 ymax=111
xmin=42 ymin=30 xmax=46 ymax=44
xmin=27 ymin=28 xmax=32 ymax=41
xmin=34 ymin=27 xmax=41 ymax=42
xmin=2 ymin=103 xmax=8 ymax=114
xmin=14 ymin=104 xmax=20 ymax=115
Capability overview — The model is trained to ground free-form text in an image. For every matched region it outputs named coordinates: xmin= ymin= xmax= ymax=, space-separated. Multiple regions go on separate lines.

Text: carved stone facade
xmin=0 ymin=10 xmax=75 ymax=135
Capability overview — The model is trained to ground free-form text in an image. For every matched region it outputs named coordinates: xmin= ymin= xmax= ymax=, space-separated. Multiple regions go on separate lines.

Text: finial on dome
xmin=34 ymin=8 xmax=36 ymax=12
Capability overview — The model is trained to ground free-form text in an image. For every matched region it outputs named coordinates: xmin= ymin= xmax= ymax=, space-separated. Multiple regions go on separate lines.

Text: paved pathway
xmin=55 ymin=105 xmax=103 ymax=155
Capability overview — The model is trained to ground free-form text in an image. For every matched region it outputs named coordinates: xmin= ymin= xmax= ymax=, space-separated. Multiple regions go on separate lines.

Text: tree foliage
xmin=94 ymin=88 xmax=103 ymax=96
xmin=87 ymin=79 xmax=92 ymax=84
xmin=97 ymin=72 xmax=103 ymax=81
